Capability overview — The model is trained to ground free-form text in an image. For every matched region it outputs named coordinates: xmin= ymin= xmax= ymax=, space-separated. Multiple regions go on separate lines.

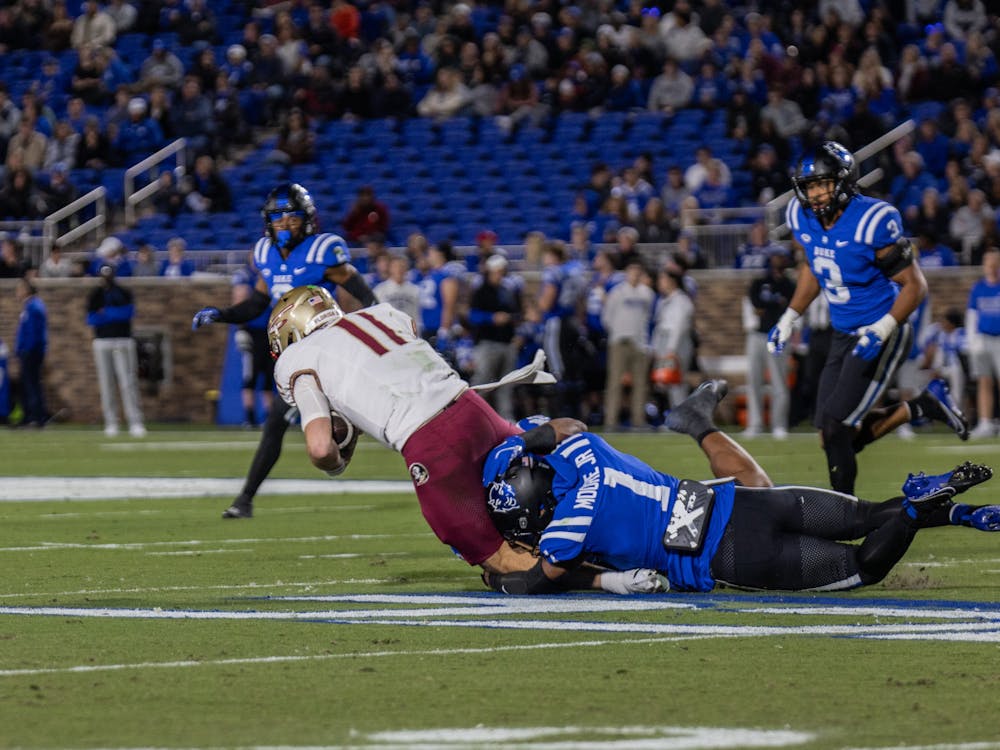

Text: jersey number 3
xmin=813 ymin=256 xmax=852 ymax=305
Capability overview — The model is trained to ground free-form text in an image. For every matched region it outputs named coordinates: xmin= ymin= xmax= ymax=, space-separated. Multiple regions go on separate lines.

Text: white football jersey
xmin=274 ymin=303 xmax=466 ymax=450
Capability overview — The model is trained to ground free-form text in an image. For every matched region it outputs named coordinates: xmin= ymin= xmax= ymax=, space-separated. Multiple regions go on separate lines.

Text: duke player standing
xmin=192 ymin=183 xmax=376 ymax=518
xmin=768 ymin=142 xmax=968 ymax=494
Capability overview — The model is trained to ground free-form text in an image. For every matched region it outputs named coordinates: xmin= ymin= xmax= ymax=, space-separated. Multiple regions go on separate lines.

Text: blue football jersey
xmin=417 ymin=267 xmax=455 ymax=332
xmin=538 ymin=433 xmax=735 ymax=592
xmin=253 ymin=232 xmax=351 ymax=302
xmin=786 ymin=195 xmax=905 ymax=333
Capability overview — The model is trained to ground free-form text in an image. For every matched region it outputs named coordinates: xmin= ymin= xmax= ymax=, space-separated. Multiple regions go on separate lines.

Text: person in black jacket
xmin=86 ymin=263 xmax=146 ymax=437
xmin=468 ymin=254 xmax=522 ymax=420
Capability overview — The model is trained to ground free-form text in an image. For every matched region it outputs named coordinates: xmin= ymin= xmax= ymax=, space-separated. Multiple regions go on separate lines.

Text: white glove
xmin=600 ymin=568 xmax=669 ymax=595
xmin=766 ymin=308 xmax=800 ymax=354
xmin=852 ymin=313 xmax=897 ymax=361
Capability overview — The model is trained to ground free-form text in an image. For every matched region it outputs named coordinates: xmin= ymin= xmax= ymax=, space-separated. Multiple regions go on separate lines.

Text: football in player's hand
xmin=330 ymin=410 xmax=356 ymax=450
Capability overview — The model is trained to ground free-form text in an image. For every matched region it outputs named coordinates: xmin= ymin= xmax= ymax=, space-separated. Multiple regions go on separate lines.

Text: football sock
xmin=856 ymin=514 xmax=918 ymax=584
xmin=239 ymin=402 xmax=291 ymax=500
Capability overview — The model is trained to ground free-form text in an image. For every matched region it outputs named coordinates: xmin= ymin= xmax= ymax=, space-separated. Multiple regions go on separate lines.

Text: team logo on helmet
xmin=487 ymin=480 xmax=520 ymax=514
xmin=408 ymin=462 xmax=429 ymax=486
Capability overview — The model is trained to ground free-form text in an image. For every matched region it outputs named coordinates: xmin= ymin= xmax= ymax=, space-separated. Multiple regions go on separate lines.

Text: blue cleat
xmin=920 ymin=378 xmax=970 ymax=440
xmin=951 ymin=504 xmax=1000 ymax=531
xmin=902 ymin=461 xmax=993 ymax=503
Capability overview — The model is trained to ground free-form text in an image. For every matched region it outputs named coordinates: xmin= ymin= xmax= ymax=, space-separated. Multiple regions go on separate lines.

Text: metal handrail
xmin=124 ymin=138 xmax=187 ymax=226
xmin=44 ymin=186 xmax=107 ymax=252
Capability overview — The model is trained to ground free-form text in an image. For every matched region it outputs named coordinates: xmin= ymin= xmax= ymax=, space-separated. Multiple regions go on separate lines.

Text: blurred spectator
xmin=38 ymin=244 xmax=74 ymax=278
xmin=267 ymin=107 xmax=315 ymax=165
xmin=89 ymin=235 xmax=132 ymax=277
xmin=748 ymin=143 xmax=791 ymax=204
xmin=0 ymin=234 xmax=29 ymax=277
xmin=374 ymin=254 xmax=421 ymax=324
xmin=44 ymin=121 xmax=78 ymax=172
xmin=151 ymin=168 xmax=184 ymax=220
xmin=330 ymin=0 xmax=361 ymax=42
xmin=684 ymin=145 xmax=730 ymax=192
xmin=943 ymin=0 xmax=988 ymax=42
xmin=176 ymin=0 xmax=218 ymax=47
xmin=760 ymin=85 xmax=808 ymax=140
xmin=693 ymin=159 xmax=735 ymax=213
xmin=891 ymin=151 xmax=937 ymax=216
xmin=250 ymin=33 xmax=288 ymax=125
xmin=691 ymin=59 xmax=730 ymax=111
xmin=182 ymin=155 xmax=232 ymax=213
xmin=75 ymin=116 xmax=111 ymax=170
xmin=338 ymin=65 xmax=374 ymax=121
xmin=170 ymin=77 xmax=214 ymax=159
xmin=159 ymin=236 xmax=195 ymax=277
xmin=221 ymin=44 xmax=253 ymax=91
xmin=647 ymin=57 xmax=692 ymax=114
xmin=605 ymin=64 xmax=642 ymax=112
xmin=105 ymin=0 xmax=136 ymax=34
xmin=139 ymin=38 xmax=185 ymax=93
xmin=0 ymin=167 xmax=45 ymax=220
xmin=660 ymin=164 xmax=690 ymax=217
xmin=743 ymin=253 xmax=794 ymax=438
xmin=114 ymin=97 xmax=164 ymax=167
xmin=602 ymin=258 xmax=654 ymax=430
xmin=146 ymin=84 xmax=173 ymax=141
xmin=468 ymin=254 xmax=522 ymax=420
xmin=660 ymin=0 xmax=710 ymax=62
xmin=636 ymin=197 xmax=675 ymax=243
xmin=949 ymin=188 xmax=994 ymax=253
xmin=38 ymin=162 xmax=79 ymax=222
xmin=734 ymin=221 xmax=789 ymax=271
xmin=616 ymin=166 xmax=654 ymax=222
xmin=5 ymin=118 xmax=48 ymax=172
xmin=212 ymin=72 xmax=250 ymax=158
xmin=342 ymin=185 xmax=390 ymax=244
xmin=87 ymin=262 xmax=145 ymax=438
xmin=418 ymin=67 xmax=470 ymax=120
xmin=371 ymin=71 xmax=413 ymax=119
xmin=104 ymin=85 xmax=132 ymax=130
xmin=0 ymin=84 xmax=20 ymax=162
xmin=914 ymin=119 xmax=950 ymax=178
xmin=417 ymin=240 xmax=461 ymax=351
xmin=71 ymin=0 xmax=116 ymax=50
xmin=132 ymin=243 xmax=158 ymax=276
xmin=43 ymin=1 xmax=75 ymax=52
xmin=650 ymin=260 xmax=695 ymax=410
xmin=190 ymin=47 xmax=219 ymax=94
xmin=966 ymin=248 xmax=1000 ymax=438
xmin=909 ymin=187 xmax=951 ymax=242
xmin=915 ymin=230 xmax=958 ymax=268
xmin=13 ymin=277 xmax=47 ymax=428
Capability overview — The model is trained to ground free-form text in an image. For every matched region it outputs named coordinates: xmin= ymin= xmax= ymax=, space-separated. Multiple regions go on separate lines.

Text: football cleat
xmin=920 ymin=378 xmax=970 ymax=440
xmin=222 ymin=495 xmax=253 ymax=519
xmin=664 ymin=379 xmax=728 ymax=438
xmin=951 ymin=504 xmax=1000 ymax=531
xmin=902 ymin=461 xmax=993 ymax=504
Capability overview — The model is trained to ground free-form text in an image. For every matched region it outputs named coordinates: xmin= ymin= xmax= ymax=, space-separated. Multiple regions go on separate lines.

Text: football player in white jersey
xmin=192 ymin=184 xmax=377 ymax=519
xmin=269 ymin=286 xmax=712 ymax=591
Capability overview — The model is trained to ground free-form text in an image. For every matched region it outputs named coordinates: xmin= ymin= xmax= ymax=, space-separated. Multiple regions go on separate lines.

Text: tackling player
xmin=768 ymin=141 xmax=968 ymax=495
xmin=264 ymin=284 xmax=665 ymax=592
xmin=192 ymin=184 xmax=377 ymax=519
xmin=480 ymin=383 xmax=1000 ymax=595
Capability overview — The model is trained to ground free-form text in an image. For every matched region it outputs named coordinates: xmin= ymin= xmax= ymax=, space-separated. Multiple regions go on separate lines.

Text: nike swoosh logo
xmin=293 ymin=267 xmax=307 ymax=273
xmin=835 ymin=241 xmax=848 ymax=247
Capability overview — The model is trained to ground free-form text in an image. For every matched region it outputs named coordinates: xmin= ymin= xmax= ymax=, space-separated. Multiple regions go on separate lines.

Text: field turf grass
xmin=1 ymin=425 xmax=999 ymax=750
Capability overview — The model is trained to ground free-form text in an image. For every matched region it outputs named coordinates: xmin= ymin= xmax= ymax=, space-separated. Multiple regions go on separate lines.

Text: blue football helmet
xmin=487 ymin=455 xmax=557 ymax=547
xmin=262 ymin=183 xmax=318 ymax=251
xmin=792 ymin=141 xmax=858 ymax=220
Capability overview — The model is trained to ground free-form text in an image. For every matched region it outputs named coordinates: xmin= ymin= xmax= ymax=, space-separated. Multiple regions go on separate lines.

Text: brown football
xmin=330 ymin=409 xmax=355 ymax=449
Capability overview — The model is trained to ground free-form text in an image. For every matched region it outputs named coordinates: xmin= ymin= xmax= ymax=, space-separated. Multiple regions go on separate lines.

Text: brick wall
xmin=0 ymin=268 xmax=983 ymax=425
xmin=0 ymin=277 xmax=230 ymax=425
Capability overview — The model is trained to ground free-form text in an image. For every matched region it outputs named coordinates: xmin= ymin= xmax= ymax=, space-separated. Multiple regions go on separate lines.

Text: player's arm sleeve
xmin=290 ymin=371 xmax=332 ymax=429
xmin=216 ymin=289 xmax=271 ymax=324
xmin=327 ymin=264 xmax=377 ymax=307
xmin=482 ymin=558 xmax=572 ymax=594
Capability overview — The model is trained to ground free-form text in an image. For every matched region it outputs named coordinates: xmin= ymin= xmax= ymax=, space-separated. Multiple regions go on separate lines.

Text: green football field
xmin=2 ymin=425 xmax=1000 ymax=750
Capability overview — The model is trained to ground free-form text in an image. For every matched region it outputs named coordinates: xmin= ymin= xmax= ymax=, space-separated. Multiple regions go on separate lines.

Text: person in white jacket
xmin=651 ymin=261 xmax=695 ymax=409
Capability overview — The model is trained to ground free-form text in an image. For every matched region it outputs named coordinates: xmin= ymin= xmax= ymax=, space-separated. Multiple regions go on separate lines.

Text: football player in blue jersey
xmin=768 ymin=141 xmax=968 ymax=495
xmin=480 ymin=381 xmax=1000 ymax=595
xmin=192 ymin=183 xmax=377 ymax=519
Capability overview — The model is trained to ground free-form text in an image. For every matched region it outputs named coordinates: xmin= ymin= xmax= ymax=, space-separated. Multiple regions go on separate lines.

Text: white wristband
xmin=867 ymin=313 xmax=897 ymax=340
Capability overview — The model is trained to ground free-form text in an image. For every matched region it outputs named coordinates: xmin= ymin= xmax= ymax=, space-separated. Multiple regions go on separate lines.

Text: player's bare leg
xmin=666 ymin=379 xmax=773 ymax=488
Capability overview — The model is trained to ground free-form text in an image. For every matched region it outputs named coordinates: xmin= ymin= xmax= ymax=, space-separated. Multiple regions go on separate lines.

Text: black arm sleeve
xmin=483 ymin=559 xmax=565 ymax=595
xmin=874 ymin=238 xmax=915 ymax=278
xmin=217 ymin=290 xmax=271 ymax=324
xmin=340 ymin=271 xmax=377 ymax=307
xmin=521 ymin=423 xmax=557 ymax=454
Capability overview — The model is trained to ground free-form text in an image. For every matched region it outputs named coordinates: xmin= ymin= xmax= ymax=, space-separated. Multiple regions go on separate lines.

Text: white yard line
xmin=0 ymin=579 xmax=403 ymax=598
xmin=0 ymin=532 xmax=429 ymax=553
xmin=0 ymin=477 xmax=413 ymax=501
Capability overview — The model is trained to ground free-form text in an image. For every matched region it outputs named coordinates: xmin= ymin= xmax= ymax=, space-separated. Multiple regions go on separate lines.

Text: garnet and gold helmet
xmin=266 ymin=285 xmax=343 ymax=359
